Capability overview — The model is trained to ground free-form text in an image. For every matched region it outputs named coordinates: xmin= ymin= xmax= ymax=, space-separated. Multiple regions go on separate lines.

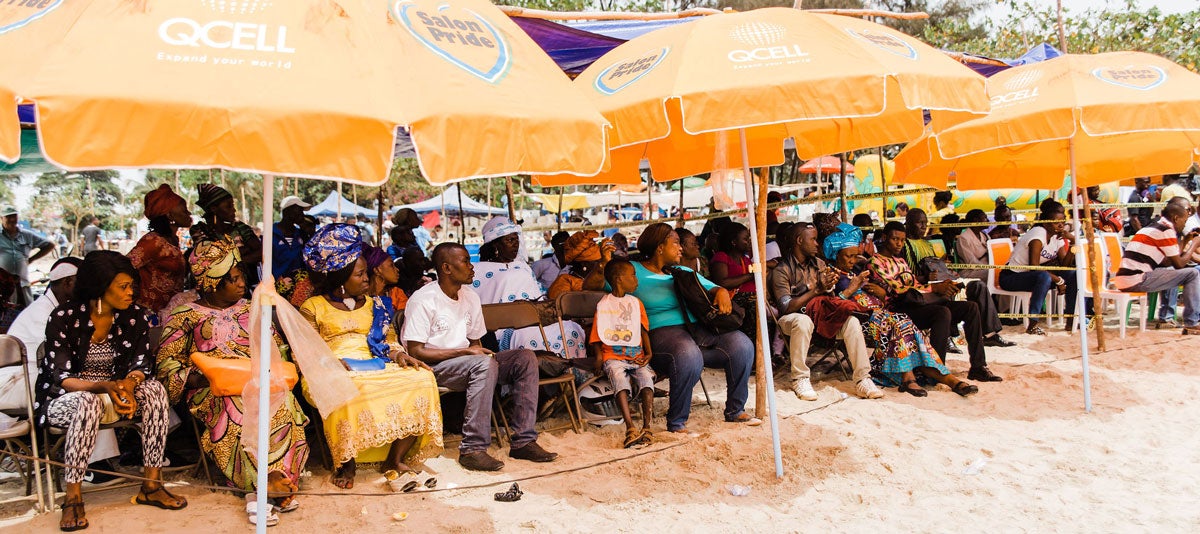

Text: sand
xmin=3 ymin=323 xmax=1199 ymax=533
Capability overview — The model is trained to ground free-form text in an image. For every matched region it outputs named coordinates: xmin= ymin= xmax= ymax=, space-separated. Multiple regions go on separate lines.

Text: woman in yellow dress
xmin=299 ymin=224 xmax=442 ymax=489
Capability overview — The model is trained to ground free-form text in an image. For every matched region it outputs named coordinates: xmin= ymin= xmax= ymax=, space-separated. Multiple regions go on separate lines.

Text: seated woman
xmin=675 ymin=228 xmax=709 ymax=278
xmin=473 ymin=217 xmax=586 ymax=360
xmin=709 ymin=222 xmax=756 ymax=294
xmin=127 ymin=184 xmax=192 ymax=321
xmin=155 ymin=241 xmax=308 ymax=526
xmin=824 ymin=226 xmax=977 ymax=397
xmin=299 ymin=224 xmax=442 ymax=489
xmin=999 ymin=200 xmax=1083 ymax=334
xmin=631 ymin=223 xmax=756 ymax=432
xmin=35 ymin=251 xmax=186 ymax=532
xmin=546 ymin=230 xmax=613 ymax=301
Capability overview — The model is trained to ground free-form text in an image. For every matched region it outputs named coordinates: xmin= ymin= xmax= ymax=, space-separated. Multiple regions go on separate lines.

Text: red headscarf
xmin=144 ymin=184 xmax=186 ymax=219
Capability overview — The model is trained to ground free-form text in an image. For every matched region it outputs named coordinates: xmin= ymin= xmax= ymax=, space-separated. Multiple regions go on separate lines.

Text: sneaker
xmin=855 ymin=378 xmax=884 ymax=399
xmin=508 ymin=441 xmax=558 ymax=463
xmin=458 ymin=450 xmax=504 ymax=472
xmin=82 ymin=462 xmax=125 ymax=488
xmin=792 ymin=378 xmax=818 ymax=401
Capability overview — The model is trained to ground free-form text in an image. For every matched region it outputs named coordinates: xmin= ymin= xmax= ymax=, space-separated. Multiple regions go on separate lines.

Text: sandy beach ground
xmin=2 ymin=319 xmax=1198 ymax=532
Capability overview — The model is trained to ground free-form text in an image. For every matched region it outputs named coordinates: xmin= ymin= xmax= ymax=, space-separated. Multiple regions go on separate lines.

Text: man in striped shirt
xmin=1113 ymin=204 xmax=1200 ymax=328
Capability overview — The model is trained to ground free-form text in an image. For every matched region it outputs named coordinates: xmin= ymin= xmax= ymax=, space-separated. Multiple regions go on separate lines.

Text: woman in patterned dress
xmin=155 ymin=240 xmax=308 ymax=526
xmin=127 ymin=184 xmax=192 ymax=321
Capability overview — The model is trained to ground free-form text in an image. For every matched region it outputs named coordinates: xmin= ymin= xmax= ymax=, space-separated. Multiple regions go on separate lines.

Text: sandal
xmin=953 ymin=381 xmax=979 ymax=397
xmin=1026 ymin=324 xmax=1047 ymax=336
xmin=246 ymin=501 xmax=279 ymax=527
xmin=387 ymin=473 xmax=420 ymax=493
xmin=59 ymin=501 xmax=88 ymax=532
xmin=494 ymin=483 xmax=523 ymax=502
xmin=423 ymin=477 xmax=437 ymax=490
xmin=135 ymin=485 xmax=188 ymax=510
xmin=899 ymin=380 xmax=927 ymax=397
xmin=636 ymin=429 xmax=654 ymax=447
xmin=273 ymin=497 xmax=299 ymax=513
xmin=623 ymin=429 xmax=643 ymax=449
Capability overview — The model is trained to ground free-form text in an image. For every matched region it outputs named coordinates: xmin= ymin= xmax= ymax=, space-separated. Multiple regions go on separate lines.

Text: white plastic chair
xmin=1076 ymin=240 xmax=1147 ymax=338
xmin=986 ymin=239 xmax=1034 ymax=328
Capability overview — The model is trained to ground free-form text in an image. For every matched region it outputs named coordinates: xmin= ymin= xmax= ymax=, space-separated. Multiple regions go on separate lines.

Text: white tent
xmin=305 ymin=190 xmax=378 ymax=219
xmin=395 ymin=184 xmax=507 ymax=216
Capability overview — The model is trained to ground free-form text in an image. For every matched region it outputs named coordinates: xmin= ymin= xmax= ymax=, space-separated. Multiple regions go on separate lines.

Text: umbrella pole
xmin=839 ymin=153 xmax=848 ymax=220
xmin=877 ymin=147 xmax=888 ymax=220
xmin=254 ymin=174 xmax=276 ymax=534
xmin=738 ymin=129 xmax=783 ymax=479
xmin=1067 ymin=141 xmax=1093 ymax=413
xmin=557 ymin=187 xmax=564 ymax=232
xmin=677 ymin=181 xmax=685 ymax=227
xmin=458 ymin=186 xmax=465 ymax=244
xmin=505 ymin=177 xmax=516 ymax=221
xmin=754 ymin=167 xmax=769 ymax=418
xmin=377 ymin=187 xmax=385 ymax=247
xmin=647 ymin=176 xmax=654 ymax=220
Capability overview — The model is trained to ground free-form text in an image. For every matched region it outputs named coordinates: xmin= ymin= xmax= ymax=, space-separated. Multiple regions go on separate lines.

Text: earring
xmin=96 ymin=299 xmax=103 ymax=314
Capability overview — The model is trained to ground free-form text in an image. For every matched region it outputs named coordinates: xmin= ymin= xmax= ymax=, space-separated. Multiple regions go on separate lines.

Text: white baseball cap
xmin=280 ymin=196 xmax=311 ymax=210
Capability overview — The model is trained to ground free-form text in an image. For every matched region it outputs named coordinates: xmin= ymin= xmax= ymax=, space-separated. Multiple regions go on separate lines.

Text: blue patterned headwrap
xmin=822 ymin=223 xmax=863 ymax=261
xmin=303 ymin=223 xmax=363 ymax=274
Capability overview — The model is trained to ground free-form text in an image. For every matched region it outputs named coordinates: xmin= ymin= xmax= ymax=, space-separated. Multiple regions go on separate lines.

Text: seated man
xmin=1114 ymin=203 xmax=1200 ymax=329
xmin=904 ymin=209 xmax=1014 ymax=349
xmin=404 ymin=243 xmax=558 ymax=472
xmin=872 ymin=222 xmax=1003 ymax=383
xmin=770 ymin=223 xmax=883 ymax=401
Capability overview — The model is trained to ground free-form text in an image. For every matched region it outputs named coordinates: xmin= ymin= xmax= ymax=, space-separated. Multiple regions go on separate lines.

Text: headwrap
xmin=481 ymin=216 xmax=521 ymax=245
xmin=144 ymin=184 xmax=186 ymax=219
xmin=190 ymin=239 xmax=241 ymax=293
xmin=361 ymin=245 xmax=391 ymax=273
xmin=822 ymin=223 xmax=863 ymax=261
xmin=303 ymin=223 xmax=362 ymax=274
xmin=197 ymin=184 xmax=233 ymax=213
xmin=48 ymin=263 xmax=79 ymax=282
xmin=563 ymin=230 xmax=601 ymax=264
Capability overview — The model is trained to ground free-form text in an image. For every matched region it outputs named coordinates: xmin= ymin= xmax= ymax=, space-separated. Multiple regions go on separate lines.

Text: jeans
xmin=894 ymin=300 xmax=988 ymax=370
xmin=1125 ymin=268 xmax=1200 ymax=325
xmin=431 ymin=349 xmax=539 ymax=453
xmin=775 ymin=313 xmax=871 ymax=383
xmin=999 ymin=269 xmax=1084 ymax=316
xmin=1158 ymin=287 xmax=1179 ymax=321
xmin=648 ymin=325 xmax=754 ymax=431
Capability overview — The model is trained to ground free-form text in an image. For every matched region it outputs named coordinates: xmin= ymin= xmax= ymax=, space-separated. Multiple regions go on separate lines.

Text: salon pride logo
xmin=593 ymin=47 xmax=669 ymax=95
xmin=844 ymin=28 xmax=917 ymax=60
xmin=391 ymin=0 xmax=511 ymax=84
xmin=1092 ymin=65 xmax=1167 ymax=91
xmin=0 ymin=0 xmax=64 ymax=36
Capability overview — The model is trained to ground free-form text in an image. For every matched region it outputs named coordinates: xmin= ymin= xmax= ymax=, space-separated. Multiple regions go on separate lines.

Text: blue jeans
xmin=1158 ymin=287 xmax=1179 ymax=321
xmin=1125 ymin=268 xmax=1200 ymax=325
xmin=648 ymin=325 xmax=753 ymax=431
xmin=998 ymin=269 xmax=1083 ymax=317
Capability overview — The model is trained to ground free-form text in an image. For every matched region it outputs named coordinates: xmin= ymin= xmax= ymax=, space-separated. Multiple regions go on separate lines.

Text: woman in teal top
xmin=630 ymin=224 xmax=756 ymax=432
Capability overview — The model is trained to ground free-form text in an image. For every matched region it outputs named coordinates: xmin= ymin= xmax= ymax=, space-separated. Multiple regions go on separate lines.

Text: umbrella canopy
xmin=797 ymin=156 xmax=853 ymax=174
xmin=305 ymin=190 xmax=377 ymax=219
xmin=894 ymin=52 xmax=1200 ymax=190
xmin=0 ymin=0 xmax=610 ymax=185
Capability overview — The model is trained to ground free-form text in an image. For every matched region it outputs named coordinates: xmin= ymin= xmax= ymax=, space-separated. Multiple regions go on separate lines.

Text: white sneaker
xmin=856 ymin=378 xmax=884 ymax=399
xmin=793 ymin=378 xmax=818 ymax=401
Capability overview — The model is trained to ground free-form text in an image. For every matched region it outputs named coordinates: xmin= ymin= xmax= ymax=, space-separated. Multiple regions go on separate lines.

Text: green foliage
xmin=0 ymin=174 xmax=19 ymax=205
xmin=28 ymin=171 xmax=120 ymax=241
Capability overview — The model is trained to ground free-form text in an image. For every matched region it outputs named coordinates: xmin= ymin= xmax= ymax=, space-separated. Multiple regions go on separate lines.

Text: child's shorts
xmin=603 ymin=359 xmax=654 ymax=395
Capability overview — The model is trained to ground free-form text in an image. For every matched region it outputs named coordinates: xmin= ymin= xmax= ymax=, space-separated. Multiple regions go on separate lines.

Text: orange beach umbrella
xmin=0 ymin=0 xmax=609 ymax=185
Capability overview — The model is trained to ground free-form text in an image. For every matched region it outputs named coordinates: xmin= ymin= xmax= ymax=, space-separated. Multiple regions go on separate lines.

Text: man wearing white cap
xmin=1 ymin=257 xmax=125 ymax=485
xmin=272 ymin=195 xmax=312 ymax=279
xmin=0 ymin=206 xmax=54 ymax=308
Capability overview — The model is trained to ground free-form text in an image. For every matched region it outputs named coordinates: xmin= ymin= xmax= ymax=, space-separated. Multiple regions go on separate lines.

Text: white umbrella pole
xmin=739 ymin=129 xmax=783 ymax=478
xmin=255 ymin=174 xmax=275 ymax=534
xmin=1067 ymin=142 xmax=1093 ymax=413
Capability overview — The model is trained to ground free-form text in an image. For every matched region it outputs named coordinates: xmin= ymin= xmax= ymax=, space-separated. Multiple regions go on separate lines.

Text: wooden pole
xmin=377 ymin=187 xmax=385 ymax=247
xmin=1056 ymin=0 xmax=1068 ymax=52
xmin=504 ymin=177 xmax=516 ymax=221
xmin=337 ymin=181 xmax=343 ymax=222
xmin=1082 ymin=197 xmax=1105 ymax=351
xmin=677 ymin=180 xmax=685 ymax=227
xmin=646 ymin=176 xmax=654 ymax=220
xmin=877 ymin=147 xmax=888 ymax=221
xmin=557 ymin=187 xmax=564 ymax=232
xmin=754 ymin=167 xmax=769 ymax=419
xmin=457 ymin=185 xmax=465 ymax=245
xmin=838 ymin=153 xmax=849 ymax=220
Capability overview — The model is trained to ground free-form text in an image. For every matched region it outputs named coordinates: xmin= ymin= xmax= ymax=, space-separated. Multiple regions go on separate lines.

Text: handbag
xmin=340 ymin=357 xmax=390 ymax=372
xmin=191 ymin=353 xmax=300 ymax=396
xmin=916 ymin=256 xmax=958 ymax=282
xmin=894 ymin=288 xmax=950 ymax=308
xmin=665 ymin=266 xmax=745 ymax=334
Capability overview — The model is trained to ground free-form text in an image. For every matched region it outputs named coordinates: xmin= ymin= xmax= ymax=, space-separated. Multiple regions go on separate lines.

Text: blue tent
xmin=305 ymin=190 xmax=378 ymax=219
xmin=961 ymin=43 xmax=1063 ymax=77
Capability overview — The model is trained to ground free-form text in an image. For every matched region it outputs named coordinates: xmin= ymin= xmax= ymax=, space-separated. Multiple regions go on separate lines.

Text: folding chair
xmin=481 ymin=301 xmax=583 ymax=436
xmin=0 ymin=335 xmax=48 ymax=512
xmin=986 ymin=238 xmax=1035 ymax=327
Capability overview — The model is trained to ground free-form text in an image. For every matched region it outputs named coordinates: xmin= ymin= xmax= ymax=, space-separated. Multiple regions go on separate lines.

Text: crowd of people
xmin=0 ymin=175 xmax=1197 ymax=531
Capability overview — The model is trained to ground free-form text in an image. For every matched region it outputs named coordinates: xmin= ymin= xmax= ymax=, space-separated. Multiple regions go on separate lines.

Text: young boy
xmin=590 ymin=259 xmax=654 ymax=449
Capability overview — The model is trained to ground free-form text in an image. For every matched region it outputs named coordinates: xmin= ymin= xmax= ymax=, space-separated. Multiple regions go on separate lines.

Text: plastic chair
xmin=481 ymin=301 xmax=583 ymax=436
xmin=0 ymin=335 xmax=48 ymax=512
xmin=1102 ymin=232 xmax=1176 ymax=323
xmin=986 ymin=239 xmax=1034 ymax=328
xmin=1077 ymin=241 xmax=1147 ymax=338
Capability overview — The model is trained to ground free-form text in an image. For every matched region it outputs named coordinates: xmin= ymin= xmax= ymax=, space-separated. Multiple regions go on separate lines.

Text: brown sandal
xmin=623 ymin=429 xmax=643 ymax=449
xmin=59 ymin=501 xmax=88 ymax=532
xmin=135 ymin=486 xmax=188 ymax=510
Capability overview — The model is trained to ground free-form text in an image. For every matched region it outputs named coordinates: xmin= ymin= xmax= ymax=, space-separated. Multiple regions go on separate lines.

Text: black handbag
xmin=916 ymin=256 xmax=958 ymax=283
xmin=665 ymin=266 xmax=745 ymax=334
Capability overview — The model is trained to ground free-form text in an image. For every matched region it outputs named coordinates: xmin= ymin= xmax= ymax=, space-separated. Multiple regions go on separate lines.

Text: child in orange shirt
xmin=590 ymin=259 xmax=654 ymax=448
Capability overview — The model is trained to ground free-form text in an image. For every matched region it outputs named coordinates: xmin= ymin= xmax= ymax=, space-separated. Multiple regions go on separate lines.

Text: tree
xmin=29 ymin=171 xmax=120 ymax=244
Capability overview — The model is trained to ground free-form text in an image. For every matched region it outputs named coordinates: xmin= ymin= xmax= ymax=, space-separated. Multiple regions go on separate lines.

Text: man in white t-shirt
xmin=403 ymin=242 xmax=558 ymax=472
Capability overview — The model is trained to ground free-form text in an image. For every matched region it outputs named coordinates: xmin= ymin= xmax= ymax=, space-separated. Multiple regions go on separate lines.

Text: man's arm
xmin=1166 ymin=234 xmax=1200 ymax=269
xmin=29 ymin=234 xmax=53 ymax=262
xmin=405 ymin=339 xmax=491 ymax=364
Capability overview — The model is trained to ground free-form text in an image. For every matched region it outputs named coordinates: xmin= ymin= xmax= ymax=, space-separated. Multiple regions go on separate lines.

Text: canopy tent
xmin=530 ymin=180 xmax=810 ymax=213
xmin=394 ymin=184 xmax=507 ymax=216
xmin=305 ymin=190 xmax=377 ymax=219
xmin=957 ymin=43 xmax=1063 ymax=77
xmin=0 ymin=129 xmax=59 ymax=174
xmin=797 ymin=156 xmax=854 ymax=174
xmin=510 ymin=16 xmax=697 ymax=74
